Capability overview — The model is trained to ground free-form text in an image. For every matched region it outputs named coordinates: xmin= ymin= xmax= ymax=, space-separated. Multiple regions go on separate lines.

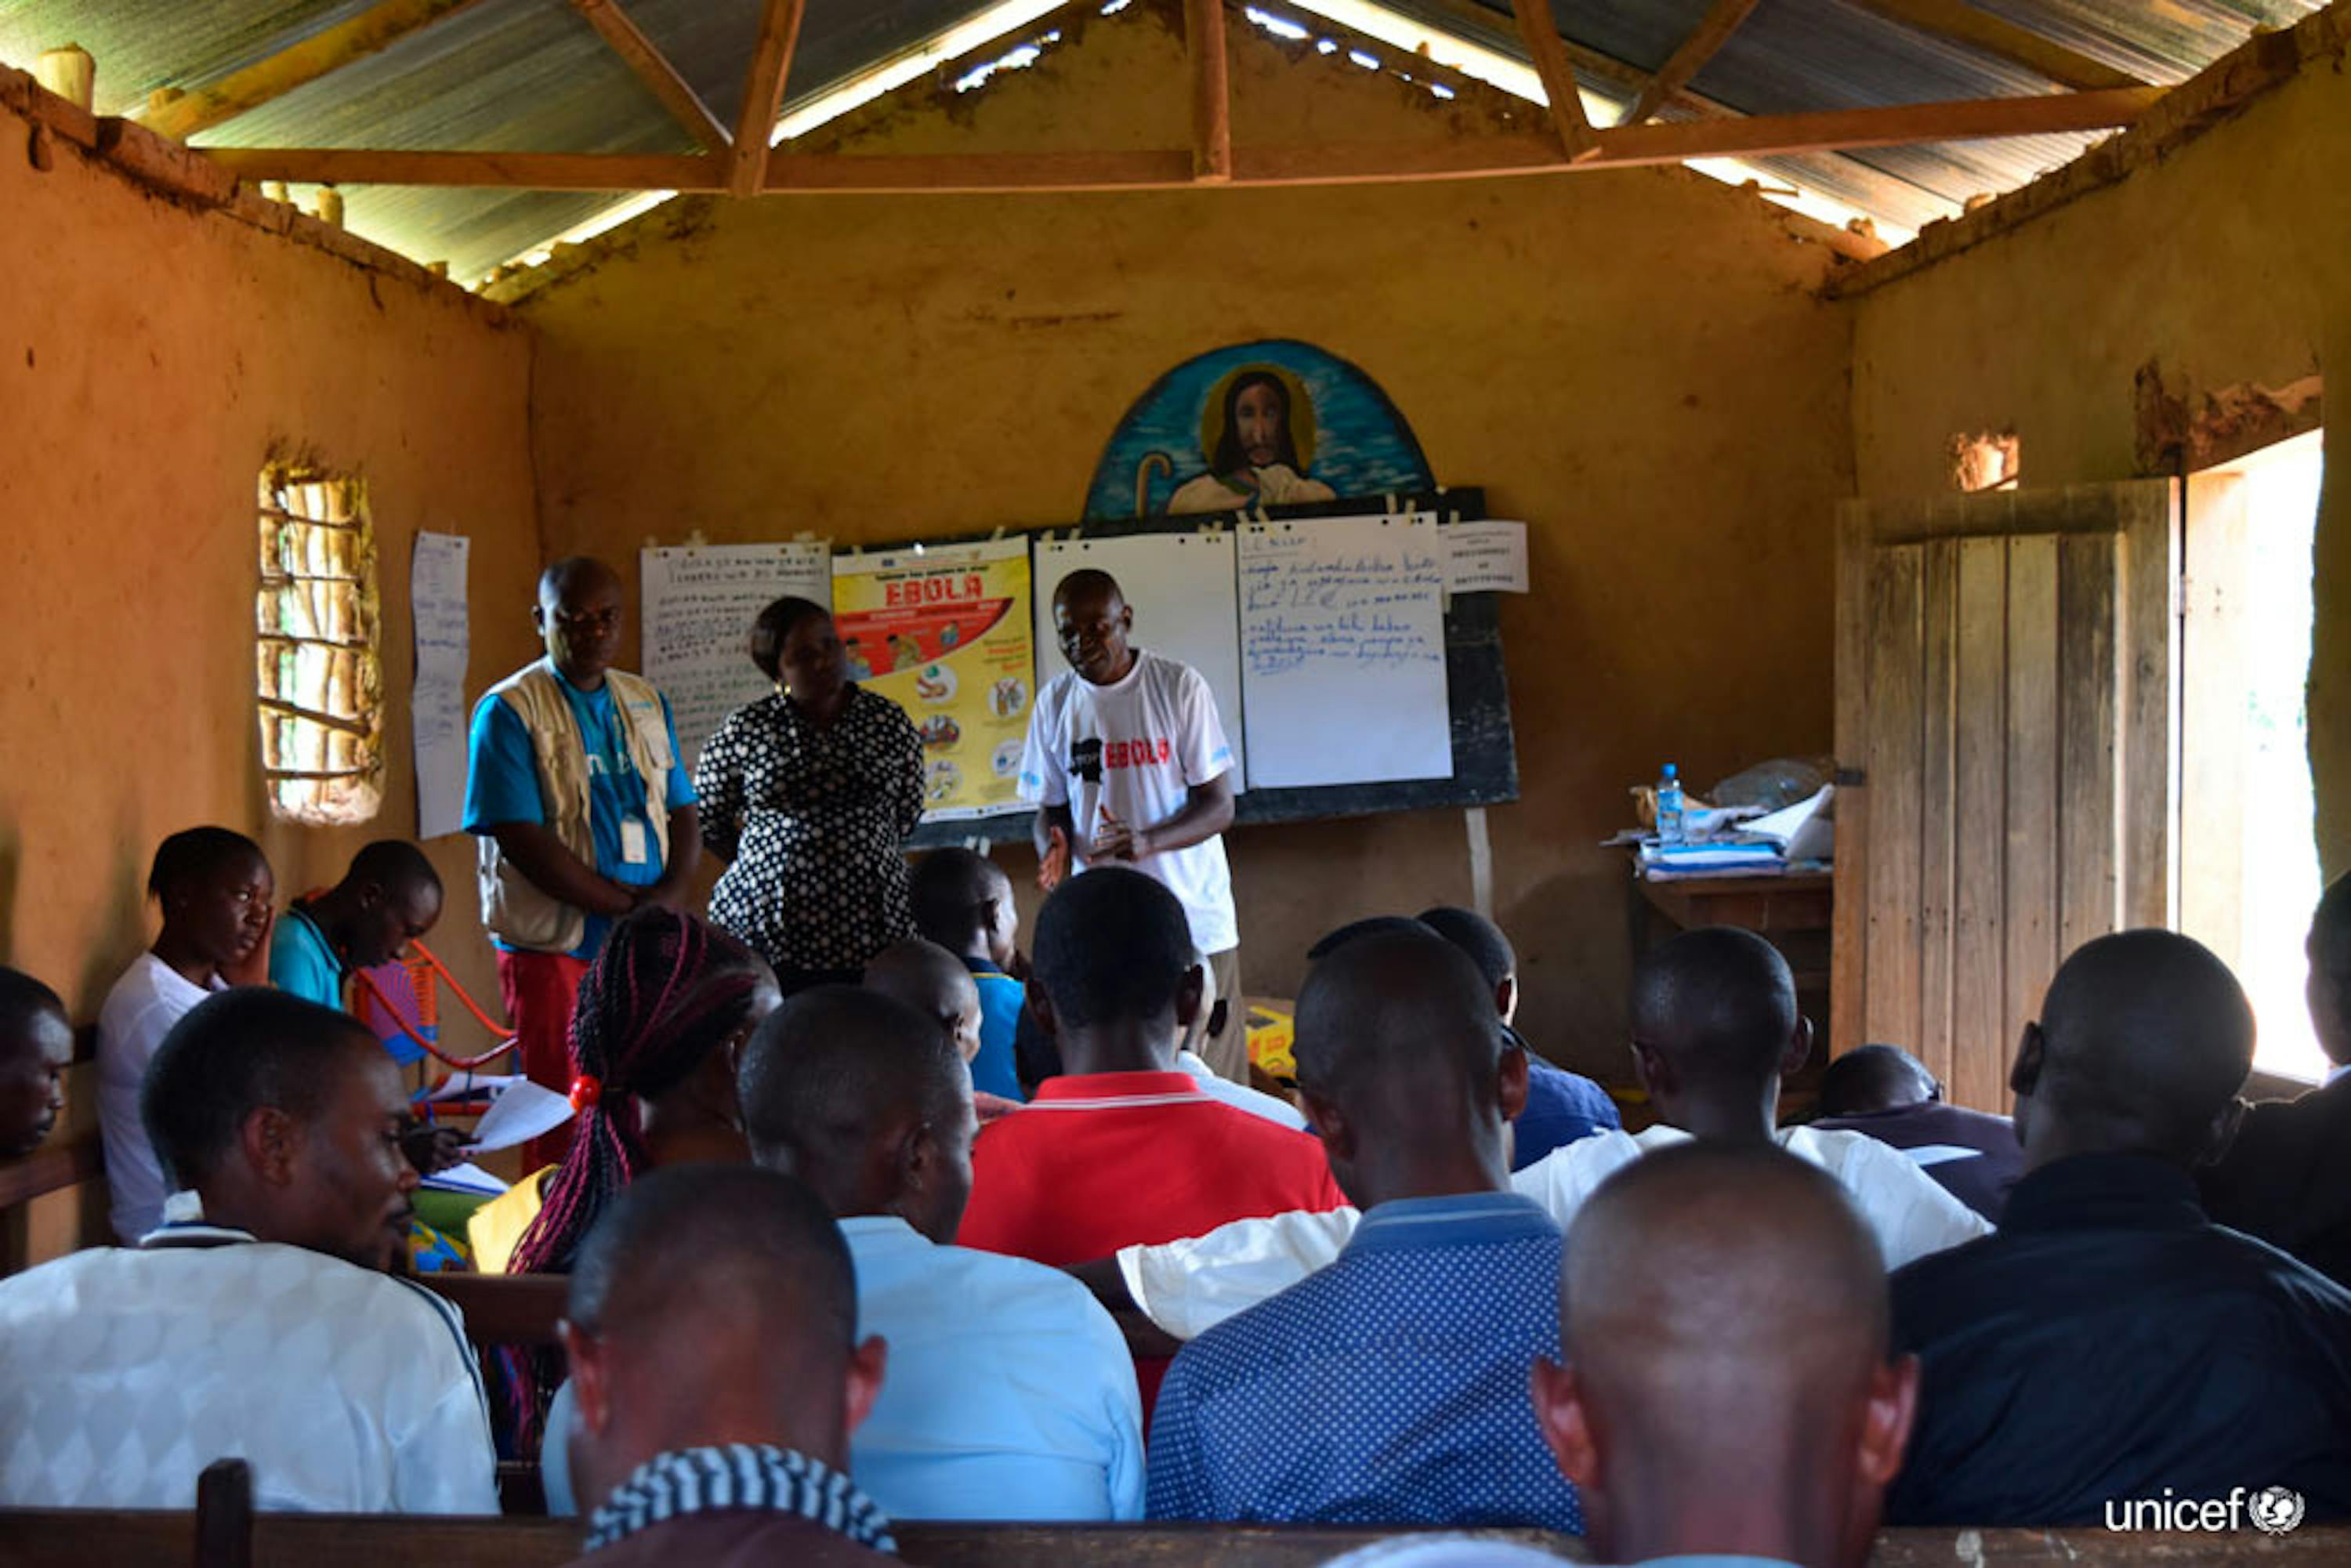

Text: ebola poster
xmin=831 ymin=535 xmax=1034 ymax=821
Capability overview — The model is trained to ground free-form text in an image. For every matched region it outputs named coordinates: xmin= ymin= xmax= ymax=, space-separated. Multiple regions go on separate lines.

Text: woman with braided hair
xmin=470 ymin=905 xmax=779 ymax=1450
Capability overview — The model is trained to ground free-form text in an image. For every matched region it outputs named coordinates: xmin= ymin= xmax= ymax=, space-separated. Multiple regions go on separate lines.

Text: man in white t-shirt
xmin=1020 ymin=569 xmax=1247 ymax=1081
xmin=0 ymin=988 xmax=496 ymax=1513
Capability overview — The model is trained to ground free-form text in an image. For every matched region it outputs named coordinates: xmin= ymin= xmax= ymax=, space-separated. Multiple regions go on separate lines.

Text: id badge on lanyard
xmin=619 ymin=816 xmax=650 ymax=865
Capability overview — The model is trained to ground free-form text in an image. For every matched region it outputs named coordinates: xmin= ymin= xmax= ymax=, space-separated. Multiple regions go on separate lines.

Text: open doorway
xmin=2180 ymin=428 xmax=2326 ymax=1082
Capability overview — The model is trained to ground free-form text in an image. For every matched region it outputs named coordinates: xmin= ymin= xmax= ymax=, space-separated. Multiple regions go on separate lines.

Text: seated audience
xmin=1888 ymin=929 xmax=2351 ymax=1525
xmin=481 ymin=907 xmax=777 ymax=1448
xmin=1147 ymin=929 xmax=1578 ymax=1531
xmin=268 ymin=839 xmax=444 ymax=1011
xmin=908 ymin=846 xmax=1028 ymax=1100
xmin=557 ymin=1165 xmax=894 ymax=1566
xmin=1110 ymin=926 xmax=1987 ymax=1342
xmin=861 ymin=936 xmax=1016 ymax=1121
xmin=1415 ymin=905 xmax=1623 ymax=1166
xmin=1172 ymin=951 xmax=1307 ymax=1131
xmin=1813 ymin=1043 xmax=2022 ymax=1222
xmin=956 ymin=867 xmax=1344 ymax=1407
xmin=2201 ymin=870 xmax=2351 ymax=1287
xmin=741 ymin=985 xmax=1144 ymax=1519
xmin=0 ymin=989 xmax=495 ymax=1512
xmin=0 ymin=967 xmax=71 ymax=1157
xmin=98 ymin=827 xmax=274 ymax=1242
xmin=1529 ymin=1142 xmax=1917 ymax=1568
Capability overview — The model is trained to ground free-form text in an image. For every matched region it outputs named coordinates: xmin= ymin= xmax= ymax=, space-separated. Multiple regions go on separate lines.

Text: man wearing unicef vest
xmin=464 ymin=558 xmax=700 ymax=1164
xmin=1019 ymin=569 xmax=1246 ymax=1082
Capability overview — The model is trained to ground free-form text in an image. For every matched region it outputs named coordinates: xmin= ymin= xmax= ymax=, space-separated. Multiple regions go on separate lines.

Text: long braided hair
xmin=498 ymin=905 xmax=771 ymax=1449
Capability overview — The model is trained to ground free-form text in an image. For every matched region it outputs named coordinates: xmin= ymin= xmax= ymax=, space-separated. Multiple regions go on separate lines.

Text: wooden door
xmin=1831 ymin=482 xmax=2178 ymax=1110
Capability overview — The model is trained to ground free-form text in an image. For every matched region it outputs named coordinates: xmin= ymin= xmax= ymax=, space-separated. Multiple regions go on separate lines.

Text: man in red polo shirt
xmin=958 ymin=867 xmax=1342 ymax=1404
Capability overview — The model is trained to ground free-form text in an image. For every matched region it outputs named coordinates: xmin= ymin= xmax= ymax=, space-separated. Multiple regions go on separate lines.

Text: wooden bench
xmin=3 ymin=1461 xmax=2342 ymax=1568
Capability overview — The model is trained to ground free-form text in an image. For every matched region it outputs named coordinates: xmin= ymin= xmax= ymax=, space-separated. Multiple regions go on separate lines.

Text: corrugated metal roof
xmin=0 ymin=0 xmax=2324 ymax=281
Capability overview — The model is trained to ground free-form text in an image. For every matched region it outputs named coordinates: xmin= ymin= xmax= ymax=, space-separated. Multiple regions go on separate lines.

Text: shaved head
xmin=2025 ymin=929 xmax=2253 ymax=1161
xmin=1633 ymin=926 xmax=1800 ymax=1088
xmin=563 ymin=1164 xmax=882 ymax=1511
xmin=1542 ymin=1142 xmax=1913 ymax=1568
xmin=538 ymin=556 xmax=619 ymax=604
xmin=908 ymin=848 xmax=1014 ymax=958
xmin=1052 ymin=568 xmax=1125 ymax=613
xmin=1817 ymin=1045 xmax=1938 ymax=1119
xmin=1295 ymin=928 xmax=1523 ymax=1206
xmin=738 ymin=985 xmax=975 ymax=1241
xmin=2308 ymin=872 xmax=2351 ymax=1066
xmin=864 ymin=937 xmax=982 ymax=1065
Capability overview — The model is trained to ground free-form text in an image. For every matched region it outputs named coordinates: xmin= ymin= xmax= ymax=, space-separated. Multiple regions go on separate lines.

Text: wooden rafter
xmin=1511 ymin=0 xmax=1597 ymax=161
xmin=728 ymin=0 xmax=808 ymax=197
xmin=205 ymin=85 xmax=2160 ymax=193
xmin=1844 ymin=0 xmax=2148 ymax=92
xmin=1186 ymin=0 xmax=1233 ymax=183
xmin=141 ymin=0 xmax=490 ymax=142
xmin=1619 ymin=0 xmax=1764 ymax=129
xmin=570 ymin=0 xmax=730 ymax=154
xmin=204 ymin=147 xmax=716 ymax=190
xmin=1594 ymin=85 xmax=2160 ymax=166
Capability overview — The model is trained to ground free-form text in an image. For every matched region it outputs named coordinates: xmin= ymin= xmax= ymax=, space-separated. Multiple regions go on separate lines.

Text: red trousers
xmin=497 ymin=948 xmax=590 ymax=1170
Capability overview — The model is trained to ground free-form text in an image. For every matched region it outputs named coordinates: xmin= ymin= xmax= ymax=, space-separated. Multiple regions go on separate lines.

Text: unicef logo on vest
xmin=2251 ymin=1487 xmax=2306 ymax=1536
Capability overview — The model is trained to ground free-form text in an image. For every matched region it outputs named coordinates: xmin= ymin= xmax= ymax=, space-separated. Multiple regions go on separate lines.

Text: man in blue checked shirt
xmin=1144 ymin=927 xmax=1581 ymax=1532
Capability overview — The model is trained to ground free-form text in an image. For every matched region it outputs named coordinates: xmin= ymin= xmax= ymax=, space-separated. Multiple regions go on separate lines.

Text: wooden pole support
xmin=1186 ymin=0 xmax=1233 ymax=183
xmin=1510 ymin=2 xmax=1598 ymax=161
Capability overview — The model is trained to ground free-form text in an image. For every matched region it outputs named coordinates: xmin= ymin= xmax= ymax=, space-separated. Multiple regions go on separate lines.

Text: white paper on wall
xmin=1032 ymin=531 xmax=1248 ymax=789
xmin=1237 ymin=512 xmax=1453 ymax=789
xmin=1440 ymin=519 xmax=1530 ymax=593
xmin=641 ymin=541 xmax=833 ymax=770
xmin=410 ymin=532 xmax=471 ymax=839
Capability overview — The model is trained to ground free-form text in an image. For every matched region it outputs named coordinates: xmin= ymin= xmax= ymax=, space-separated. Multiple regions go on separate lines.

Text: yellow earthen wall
xmin=514 ymin=5 xmax=1857 ymax=1076
xmin=0 ymin=107 xmax=540 ymax=1258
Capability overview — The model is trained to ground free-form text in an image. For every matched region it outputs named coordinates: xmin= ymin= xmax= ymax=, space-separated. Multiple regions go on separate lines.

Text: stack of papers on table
xmin=1636 ymin=786 xmax=1835 ymax=880
xmin=419 ymin=1162 xmax=509 ymax=1197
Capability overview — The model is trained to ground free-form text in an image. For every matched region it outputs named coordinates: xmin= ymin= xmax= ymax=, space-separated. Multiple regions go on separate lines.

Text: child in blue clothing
xmin=907 ymin=848 xmax=1033 ymax=1103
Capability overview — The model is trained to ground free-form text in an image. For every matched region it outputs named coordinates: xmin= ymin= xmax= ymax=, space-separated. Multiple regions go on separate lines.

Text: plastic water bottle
xmin=1656 ymin=763 xmax=1686 ymax=846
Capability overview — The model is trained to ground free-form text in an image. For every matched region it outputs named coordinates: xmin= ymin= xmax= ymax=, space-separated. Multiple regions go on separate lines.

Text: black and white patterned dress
xmin=694 ymin=685 xmax=926 ymax=979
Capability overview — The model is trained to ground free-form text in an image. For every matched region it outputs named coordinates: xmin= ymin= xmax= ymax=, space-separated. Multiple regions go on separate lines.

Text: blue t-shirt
xmin=1512 ymin=1039 xmax=1622 ymax=1172
xmin=462 ymin=663 xmax=696 ymax=960
xmin=267 ymin=905 xmax=343 ymax=1011
xmin=965 ymin=961 xmax=1028 ymax=1103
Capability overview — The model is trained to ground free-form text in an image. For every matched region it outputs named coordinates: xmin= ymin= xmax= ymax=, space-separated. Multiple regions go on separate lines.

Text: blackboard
xmin=904 ymin=487 xmax=1518 ymax=850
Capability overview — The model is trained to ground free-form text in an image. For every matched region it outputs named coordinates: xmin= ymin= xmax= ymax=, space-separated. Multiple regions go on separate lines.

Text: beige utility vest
xmin=476 ymin=661 xmax=675 ymax=954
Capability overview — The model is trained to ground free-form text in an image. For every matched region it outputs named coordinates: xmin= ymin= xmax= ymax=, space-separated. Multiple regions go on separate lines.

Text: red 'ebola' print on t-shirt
xmin=1105 ymin=738 xmax=1173 ymax=770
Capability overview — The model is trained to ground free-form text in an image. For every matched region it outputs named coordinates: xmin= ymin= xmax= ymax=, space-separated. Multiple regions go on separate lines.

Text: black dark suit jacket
xmin=2200 ymin=1073 xmax=2351 ymax=1291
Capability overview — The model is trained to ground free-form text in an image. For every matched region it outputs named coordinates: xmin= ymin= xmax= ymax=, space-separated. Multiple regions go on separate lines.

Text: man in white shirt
xmin=1020 ymin=569 xmax=1246 ymax=1081
xmin=1103 ymin=926 xmax=1991 ymax=1341
xmin=738 ymin=985 xmax=1145 ymax=1520
xmin=0 ymin=989 xmax=497 ymax=1513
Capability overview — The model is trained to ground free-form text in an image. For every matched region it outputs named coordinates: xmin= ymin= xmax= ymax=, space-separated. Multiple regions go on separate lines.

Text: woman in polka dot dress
xmin=694 ymin=596 xmax=926 ymax=992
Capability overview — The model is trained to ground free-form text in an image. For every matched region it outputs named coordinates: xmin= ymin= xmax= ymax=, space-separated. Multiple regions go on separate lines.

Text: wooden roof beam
xmin=729 ymin=0 xmax=808 ymax=196
xmin=1843 ymin=0 xmax=2149 ymax=92
xmin=202 ymin=147 xmax=721 ymax=190
xmin=203 ymin=85 xmax=2158 ymax=194
xmin=1512 ymin=1 xmax=1598 ymax=161
xmin=1619 ymin=0 xmax=1765 ymax=128
xmin=141 ymin=0 xmax=491 ymax=143
xmin=1187 ymin=0 xmax=1233 ymax=182
xmin=569 ymin=0 xmax=731 ymax=154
